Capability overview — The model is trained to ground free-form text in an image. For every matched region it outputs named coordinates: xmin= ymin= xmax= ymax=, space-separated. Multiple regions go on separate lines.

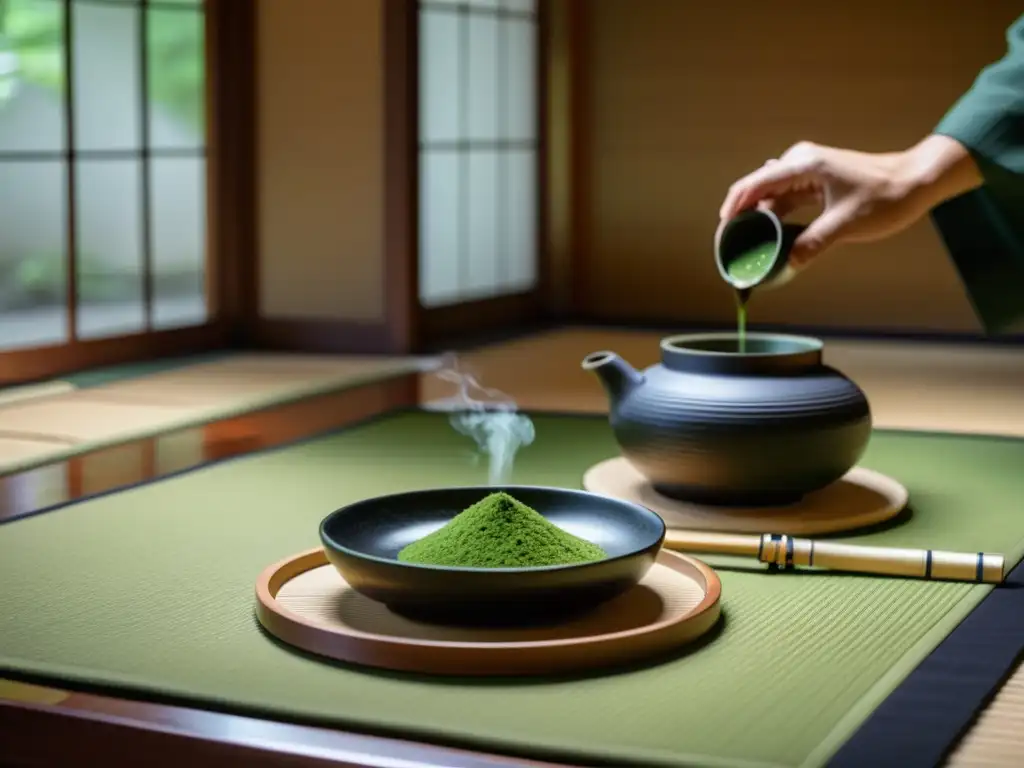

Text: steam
xmin=428 ymin=352 xmax=535 ymax=485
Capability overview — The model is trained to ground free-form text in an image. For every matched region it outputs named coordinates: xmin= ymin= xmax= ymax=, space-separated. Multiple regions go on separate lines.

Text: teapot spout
xmin=581 ymin=351 xmax=644 ymax=405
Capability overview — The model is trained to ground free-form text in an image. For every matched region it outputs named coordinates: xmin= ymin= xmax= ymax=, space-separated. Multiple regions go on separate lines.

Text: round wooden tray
xmin=255 ymin=547 xmax=722 ymax=677
xmin=583 ymin=459 xmax=908 ymax=536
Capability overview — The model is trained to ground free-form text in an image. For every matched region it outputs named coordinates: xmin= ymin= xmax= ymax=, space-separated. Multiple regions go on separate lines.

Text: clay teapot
xmin=582 ymin=333 xmax=872 ymax=506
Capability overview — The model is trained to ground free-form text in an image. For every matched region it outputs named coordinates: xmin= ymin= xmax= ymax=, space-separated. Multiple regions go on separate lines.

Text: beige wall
xmin=582 ymin=0 xmax=1021 ymax=332
xmin=256 ymin=0 xmax=385 ymax=322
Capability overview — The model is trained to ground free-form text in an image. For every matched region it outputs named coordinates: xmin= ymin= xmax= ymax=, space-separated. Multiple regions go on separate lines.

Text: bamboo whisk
xmin=664 ymin=530 xmax=1005 ymax=584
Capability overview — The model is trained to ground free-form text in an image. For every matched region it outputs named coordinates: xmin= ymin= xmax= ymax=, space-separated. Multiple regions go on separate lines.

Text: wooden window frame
xmin=410 ymin=0 xmax=550 ymax=347
xmin=0 ymin=0 xmax=558 ymax=374
xmin=0 ymin=0 xmax=255 ymax=386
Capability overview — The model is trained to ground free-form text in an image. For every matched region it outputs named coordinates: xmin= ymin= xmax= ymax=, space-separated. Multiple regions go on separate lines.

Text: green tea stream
xmin=726 ymin=241 xmax=776 ymax=353
xmin=735 ymin=289 xmax=750 ymax=352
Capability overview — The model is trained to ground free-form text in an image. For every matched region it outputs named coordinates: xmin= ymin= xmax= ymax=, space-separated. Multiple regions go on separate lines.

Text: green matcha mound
xmin=397 ymin=492 xmax=608 ymax=568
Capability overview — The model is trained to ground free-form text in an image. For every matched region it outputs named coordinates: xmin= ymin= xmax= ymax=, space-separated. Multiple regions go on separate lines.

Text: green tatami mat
xmin=64 ymin=351 xmax=234 ymax=388
xmin=1 ymin=410 xmax=1023 ymax=768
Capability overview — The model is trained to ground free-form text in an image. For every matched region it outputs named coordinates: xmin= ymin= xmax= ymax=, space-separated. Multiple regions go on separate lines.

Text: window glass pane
xmin=502 ymin=148 xmax=536 ymax=292
xmin=466 ymin=14 xmax=498 ymax=141
xmin=466 ymin=150 xmax=498 ymax=299
xmin=0 ymin=0 xmax=65 ymax=152
xmin=151 ymin=156 xmax=206 ymax=329
xmin=147 ymin=7 xmax=204 ymax=150
xmin=0 ymin=160 xmax=68 ymax=349
xmin=419 ymin=150 xmax=461 ymax=307
xmin=74 ymin=159 xmax=145 ymax=339
xmin=501 ymin=0 xmax=536 ymax=13
xmin=72 ymin=1 xmax=141 ymax=151
xmin=501 ymin=17 xmax=535 ymax=141
xmin=419 ymin=8 xmax=461 ymax=143
xmin=466 ymin=0 xmax=500 ymax=8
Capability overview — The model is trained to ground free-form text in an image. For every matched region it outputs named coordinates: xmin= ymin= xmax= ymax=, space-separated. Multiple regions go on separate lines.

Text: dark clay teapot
xmin=582 ymin=333 xmax=872 ymax=506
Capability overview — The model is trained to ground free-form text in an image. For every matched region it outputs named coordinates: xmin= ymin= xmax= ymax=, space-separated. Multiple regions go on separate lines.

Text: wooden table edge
xmin=0 ymin=684 xmax=578 ymax=768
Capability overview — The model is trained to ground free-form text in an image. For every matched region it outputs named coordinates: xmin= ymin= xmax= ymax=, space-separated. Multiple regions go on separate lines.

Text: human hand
xmin=718 ymin=136 xmax=981 ymax=269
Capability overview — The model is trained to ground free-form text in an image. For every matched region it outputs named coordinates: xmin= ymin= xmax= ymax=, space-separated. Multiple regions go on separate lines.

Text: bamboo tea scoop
xmin=663 ymin=531 xmax=1005 ymax=584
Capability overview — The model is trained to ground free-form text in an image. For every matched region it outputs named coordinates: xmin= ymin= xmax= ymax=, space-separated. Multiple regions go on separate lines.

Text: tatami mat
xmin=420 ymin=326 xmax=1024 ymax=767
xmin=0 ymin=398 xmax=195 ymax=444
xmin=78 ymin=354 xmax=433 ymax=407
xmin=949 ymin=667 xmax=1024 ymax=766
xmin=0 ymin=435 xmax=76 ymax=468
xmin=1 ymin=328 xmax=1023 ymax=762
xmin=0 ymin=353 xmax=435 ymax=475
xmin=0 ymin=380 xmax=76 ymax=408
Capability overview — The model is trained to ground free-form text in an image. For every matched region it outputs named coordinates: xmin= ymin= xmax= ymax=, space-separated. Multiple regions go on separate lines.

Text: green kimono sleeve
xmin=930 ymin=14 xmax=1024 ymax=334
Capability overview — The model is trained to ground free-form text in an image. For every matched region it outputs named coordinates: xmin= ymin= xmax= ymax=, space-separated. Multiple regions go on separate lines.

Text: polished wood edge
xmin=536 ymin=0 xmax=553 ymax=317
xmin=0 ymin=323 xmax=231 ymax=387
xmin=0 ymin=695 xmax=575 ymax=768
xmin=256 ymin=546 xmax=722 ymax=677
xmin=203 ymin=0 xmax=220 ymax=319
xmin=0 ymin=374 xmax=421 ymax=525
xmin=565 ymin=0 xmax=590 ymax=317
xmin=421 ymin=293 xmax=545 ymax=345
xmin=61 ymin=0 xmax=78 ymax=341
xmin=209 ymin=0 xmax=258 ymax=334
xmin=249 ymin=318 xmax=397 ymax=354
xmin=383 ymin=0 xmax=419 ymax=354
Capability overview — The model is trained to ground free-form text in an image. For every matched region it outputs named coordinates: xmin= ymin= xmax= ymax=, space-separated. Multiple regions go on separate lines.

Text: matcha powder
xmin=397 ymin=492 xmax=608 ymax=568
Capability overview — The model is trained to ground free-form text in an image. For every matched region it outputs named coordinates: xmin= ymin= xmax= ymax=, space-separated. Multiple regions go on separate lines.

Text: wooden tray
xmin=583 ymin=459 xmax=909 ymax=536
xmin=255 ymin=548 xmax=722 ymax=677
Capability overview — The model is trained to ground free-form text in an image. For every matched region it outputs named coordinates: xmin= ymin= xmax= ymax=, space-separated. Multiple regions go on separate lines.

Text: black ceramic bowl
xmin=318 ymin=486 xmax=666 ymax=626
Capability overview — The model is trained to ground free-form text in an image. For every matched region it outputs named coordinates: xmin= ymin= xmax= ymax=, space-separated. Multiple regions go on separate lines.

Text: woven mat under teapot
xmin=582 ymin=458 xmax=908 ymax=536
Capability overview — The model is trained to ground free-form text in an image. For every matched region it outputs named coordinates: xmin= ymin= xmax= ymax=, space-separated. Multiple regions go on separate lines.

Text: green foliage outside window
xmin=0 ymin=1 xmax=205 ymax=307
xmin=0 ymin=0 xmax=204 ymax=129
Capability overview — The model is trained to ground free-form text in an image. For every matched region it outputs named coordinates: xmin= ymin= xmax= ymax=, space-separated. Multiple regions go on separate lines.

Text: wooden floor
xmin=0 ymin=352 xmax=429 ymax=477
xmin=421 ymin=327 xmax=1024 ymax=437
xmin=1 ymin=326 xmax=1023 ymax=767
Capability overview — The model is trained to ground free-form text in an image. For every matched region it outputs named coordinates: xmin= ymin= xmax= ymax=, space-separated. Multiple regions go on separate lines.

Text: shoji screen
xmin=417 ymin=0 xmax=538 ymax=308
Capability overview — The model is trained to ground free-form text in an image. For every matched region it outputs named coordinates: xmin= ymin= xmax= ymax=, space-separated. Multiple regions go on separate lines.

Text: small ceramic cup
xmin=714 ymin=209 xmax=807 ymax=290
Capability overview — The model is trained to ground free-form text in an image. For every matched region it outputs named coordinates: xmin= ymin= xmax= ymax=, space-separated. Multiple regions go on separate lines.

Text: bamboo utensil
xmin=664 ymin=530 xmax=1005 ymax=584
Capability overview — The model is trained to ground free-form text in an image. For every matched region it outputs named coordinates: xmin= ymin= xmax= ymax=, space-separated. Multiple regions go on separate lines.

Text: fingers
xmin=789 ymin=205 xmax=850 ymax=268
xmin=759 ymin=187 xmax=822 ymax=219
xmin=720 ymin=142 xmax=826 ymax=221
xmin=719 ymin=161 xmax=818 ymax=221
xmin=754 ymin=161 xmax=781 ymax=214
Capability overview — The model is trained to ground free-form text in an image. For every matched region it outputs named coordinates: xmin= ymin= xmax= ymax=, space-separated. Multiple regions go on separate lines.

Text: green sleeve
xmin=929 ymin=14 xmax=1024 ymax=335
xmin=935 ymin=14 xmax=1024 ymax=173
